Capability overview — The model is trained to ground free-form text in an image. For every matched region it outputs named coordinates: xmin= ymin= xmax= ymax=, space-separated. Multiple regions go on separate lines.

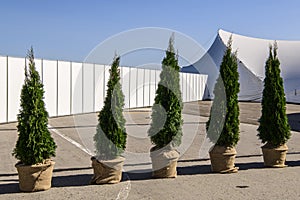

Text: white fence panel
xmin=8 ymin=57 xmax=25 ymax=121
xmin=191 ymin=74 xmax=195 ymax=101
xmin=196 ymin=75 xmax=200 ymax=100
xmin=34 ymin=59 xmax=42 ymax=82
xmin=129 ymin=68 xmax=138 ymax=108
xmin=121 ymin=67 xmax=130 ymax=108
xmin=191 ymin=74 xmax=197 ymax=101
xmin=104 ymin=65 xmax=110 ymax=105
xmin=195 ymin=74 xmax=199 ymax=100
xmin=197 ymin=75 xmax=201 ymax=100
xmin=181 ymin=73 xmax=187 ymax=102
xmin=155 ymin=70 xmax=160 ymax=91
xmin=180 ymin=73 xmax=183 ymax=100
xmin=104 ymin=65 xmax=111 ymax=101
xmin=94 ymin=64 xmax=106 ymax=111
xmin=82 ymin=63 xmax=94 ymax=113
xmin=189 ymin=73 xmax=193 ymax=101
xmin=43 ymin=60 xmax=57 ymax=117
xmin=200 ymin=75 xmax=208 ymax=99
xmin=149 ymin=70 xmax=156 ymax=106
xmin=136 ymin=68 xmax=144 ymax=107
xmin=0 ymin=56 xmax=7 ymax=122
xmin=143 ymin=69 xmax=151 ymax=107
xmin=58 ymin=61 xmax=71 ymax=116
xmin=0 ymin=55 xmax=208 ymax=123
xmin=71 ymin=62 xmax=83 ymax=114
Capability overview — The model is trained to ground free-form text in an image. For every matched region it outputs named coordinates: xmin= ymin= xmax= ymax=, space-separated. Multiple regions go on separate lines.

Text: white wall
xmin=0 ymin=55 xmax=208 ymax=123
xmin=0 ymin=56 xmax=7 ymax=122
xmin=8 ymin=57 xmax=25 ymax=122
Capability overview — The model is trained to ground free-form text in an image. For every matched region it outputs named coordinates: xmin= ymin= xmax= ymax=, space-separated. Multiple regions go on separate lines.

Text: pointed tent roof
xmin=182 ymin=29 xmax=300 ymax=103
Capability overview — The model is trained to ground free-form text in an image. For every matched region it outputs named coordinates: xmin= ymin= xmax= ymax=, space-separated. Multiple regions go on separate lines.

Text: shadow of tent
xmin=287 ymin=113 xmax=300 ymax=132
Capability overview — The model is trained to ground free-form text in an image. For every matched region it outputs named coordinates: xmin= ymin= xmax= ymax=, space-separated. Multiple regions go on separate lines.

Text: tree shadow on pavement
xmin=177 ymin=165 xmax=211 ymax=175
xmin=288 ymin=113 xmax=300 ymax=132
xmin=286 ymin=160 xmax=300 ymax=167
xmin=123 ymin=171 xmax=152 ymax=181
xmin=0 ymin=174 xmax=93 ymax=195
xmin=236 ymin=160 xmax=300 ymax=170
xmin=0 ymin=183 xmax=19 ymax=195
xmin=236 ymin=162 xmax=264 ymax=170
xmin=52 ymin=174 xmax=93 ymax=187
xmin=124 ymin=164 xmax=212 ymax=181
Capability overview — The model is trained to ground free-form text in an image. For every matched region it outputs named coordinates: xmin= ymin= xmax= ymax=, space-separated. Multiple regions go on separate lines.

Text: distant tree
xmin=206 ymin=36 xmax=240 ymax=146
xmin=148 ymin=35 xmax=183 ymax=149
xmin=94 ymin=55 xmax=127 ymax=160
xmin=13 ymin=47 xmax=56 ymax=165
xmin=257 ymin=43 xmax=291 ymax=147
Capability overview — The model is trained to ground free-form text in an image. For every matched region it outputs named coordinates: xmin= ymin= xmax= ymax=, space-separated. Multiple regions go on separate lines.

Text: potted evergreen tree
xmin=91 ymin=55 xmax=127 ymax=184
xmin=257 ymin=43 xmax=291 ymax=167
xmin=206 ymin=36 xmax=240 ymax=173
xmin=12 ymin=48 xmax=57 ymax=192
xmin=148 ymin=35 xmax=183 ymax=178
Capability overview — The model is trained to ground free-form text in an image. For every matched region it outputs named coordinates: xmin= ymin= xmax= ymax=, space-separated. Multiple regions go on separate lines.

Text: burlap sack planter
xmin=209 ymin=145 xmax=238 ymax=173
xmin=15 ymin=160 xmax=55 ymax=192
xmin=90 ymin=156 xmax=125 ymax=184
xmin=150 ymin=146 xmax=180 ymax=178
xmin=262 ymin=143 xmax=288 ymax=168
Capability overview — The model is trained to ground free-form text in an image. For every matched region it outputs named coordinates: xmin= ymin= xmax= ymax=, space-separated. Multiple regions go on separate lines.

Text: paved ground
xmin=0 ymin=101 xmax=300 ymax=200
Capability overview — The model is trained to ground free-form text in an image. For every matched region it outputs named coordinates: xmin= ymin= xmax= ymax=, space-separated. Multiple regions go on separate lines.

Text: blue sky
xmin=0 ymin=0 xmax=299 ymax=66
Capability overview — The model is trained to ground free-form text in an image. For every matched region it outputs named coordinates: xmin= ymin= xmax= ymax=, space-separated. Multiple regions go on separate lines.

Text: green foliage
xmin=13 ymin=48 xmax=56 ymax=165
xmin=257 ymin=43 xmax=291 ymax=147
xmin=148 ymin=35 xmax=183 ymax=149
xmin=94 ymin=55 xmax=127 ymax=160
xmin=206 ymin=36 xmax=240 ymax=147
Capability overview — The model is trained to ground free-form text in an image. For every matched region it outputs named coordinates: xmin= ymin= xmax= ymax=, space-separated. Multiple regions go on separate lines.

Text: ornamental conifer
xmin=94 ymin=55 xmax=127 ymax=159
xmin=13 ymin=47 xmax=56 ymax=165
xmin=148 ymin=35 xmax=183 ymax=149
xmin=206 ymin=36 xmax=240 ymax=147
xmin=257 ymin=43 xmax=291 ymax=147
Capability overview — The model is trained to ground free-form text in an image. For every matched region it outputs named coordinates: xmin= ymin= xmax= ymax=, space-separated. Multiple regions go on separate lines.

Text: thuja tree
xmin=206 ymin=36 xmax=240 ymax=146
xmin=148 ymin=35 xmax=183 ymax=149
xmin=94 ymin=55 xmax=127 ymax=160
xmin=13 ymin=48 xmax=56 ymax=165
xmin=257 ymin=43 xmax=291 ymax=147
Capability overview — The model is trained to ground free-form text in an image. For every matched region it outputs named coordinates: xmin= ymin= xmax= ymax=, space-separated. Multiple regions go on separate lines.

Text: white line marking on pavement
xmin=116 ymin=173 xmax=131 ymax=200
xmin=49 ymin=125 xmax=131 ymax=200
xmin=49 ymin=125 xmax=94 ymax=156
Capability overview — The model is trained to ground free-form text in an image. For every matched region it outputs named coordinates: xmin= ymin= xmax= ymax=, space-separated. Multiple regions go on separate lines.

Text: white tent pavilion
xmin=182 ymin=29 xmax=300 ymax=103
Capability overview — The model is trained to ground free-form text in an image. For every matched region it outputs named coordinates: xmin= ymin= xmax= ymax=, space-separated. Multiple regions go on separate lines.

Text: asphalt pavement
xmin=0 ymin=101 xmax=299 ymax=200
